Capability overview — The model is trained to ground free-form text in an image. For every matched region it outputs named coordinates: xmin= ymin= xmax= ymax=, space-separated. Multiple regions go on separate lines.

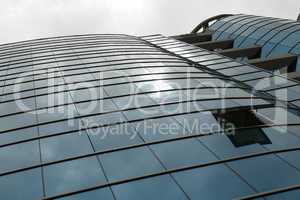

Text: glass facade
xmin=0 ymin=33 xmax=299 ymax=200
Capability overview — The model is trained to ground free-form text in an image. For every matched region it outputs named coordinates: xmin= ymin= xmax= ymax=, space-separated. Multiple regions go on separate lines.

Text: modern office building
xmin=0 ymin=14 xmax=300 ymax=200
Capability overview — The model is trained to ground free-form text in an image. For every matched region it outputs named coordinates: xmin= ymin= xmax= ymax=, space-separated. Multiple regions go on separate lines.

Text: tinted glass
xmin=173 ymin=164 xmax=254 ymax=199
xmin=0 ymin=168 xmax=43 ymax=200
xmin=100 ymin=147 xmax=164 ymax=182
xmin=112 ymin=175 xmax=188 ymax=200
xmin=44 ymin=156 xmax=106 ymax=196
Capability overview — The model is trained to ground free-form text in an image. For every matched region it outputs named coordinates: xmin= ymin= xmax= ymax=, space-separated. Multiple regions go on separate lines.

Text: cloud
xmin=0 ymin=0 xmax=298 ymax=44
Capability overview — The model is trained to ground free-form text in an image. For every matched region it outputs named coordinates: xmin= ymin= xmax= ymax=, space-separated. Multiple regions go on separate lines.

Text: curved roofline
xmin=0 ymin=33 xmax=131 ymax=48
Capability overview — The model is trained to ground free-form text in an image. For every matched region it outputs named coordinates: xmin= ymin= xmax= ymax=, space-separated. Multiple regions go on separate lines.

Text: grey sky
xmin=0 ymin=0 xmax=298 ymax=44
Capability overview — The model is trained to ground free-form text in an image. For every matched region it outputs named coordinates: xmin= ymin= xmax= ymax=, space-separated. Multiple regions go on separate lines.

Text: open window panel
xmin=212 ymin=108 xmax=273 ymax=147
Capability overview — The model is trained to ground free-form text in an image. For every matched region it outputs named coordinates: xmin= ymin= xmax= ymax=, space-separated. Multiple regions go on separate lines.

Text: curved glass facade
xmin=209 ymin=14 xmax=300 ymax=71
xmin=0 ymin=34 xmax=300 ymax=199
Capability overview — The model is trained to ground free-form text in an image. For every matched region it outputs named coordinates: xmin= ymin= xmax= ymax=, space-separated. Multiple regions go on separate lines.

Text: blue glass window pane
xmin=278 ymin=150 xmax=300 ymax=170
xmin=262 ymin=127 xmax=300 ymax=150
xmin=174 ymin=112 xmax=222 ymax=134
xmin=36 ymin=92 xmax=73 ymax=108
xmin=82 ymin=112 xmax=126 ymax=128
xmin=134 ymin=117 xmax=188 ymax=142
xmin=70 ymin=87 xmax=107 ymax=102
xmin=44 ymin=156 xmax=106 ymax=196
xmin=40 ymin=132 xmax=94 ymax=162
xmin=112 ymin=175 xmax=188 ymax=200
xmin=228 ymin=154 xmax=300 ymax=192
xmin=150 ymin=138 xmax=217 ymax=169
xmin=76 ymin=99 xmax=117 ymax=116
xmin=0 ymin=97 xmax=35 ymax=116
xmin=0 ymin=168 xmax=43 ymax=200
xmin=37 ymin=104 xmax=77 ymax=123
xmin=0 ymin=141 xmax=40 ymax=173
xmin=0 ymin=112 xmax=37 ymax=132
xmin=104 ymin=84 xmax=138 ymax=97
xmin=200 ymin=134 xmax=266 ymax=159
xmin=257 ymin=107 xmax=300 ymax=124
xmin=100 ymin=147 xmax=163 ymax=182
xmin=234 ymin=71 xmax=271 ymax=82
xmin=39 ymin=119 xmax=81 ymax=137
xmin=122 ymin=105 xmax=164 ymax=121
xmin=246 ymin=76 xmax=297 ymax=91
xmin=113 ymin=94 xmax=157 ymax=110
xmin=219 ymin=66 xmax=258 ymax=76
xmin=0 ymin=127 xmax=38 ymax=146
xmin=88 ymin=123 xmax=143 ymax=151
xmin=134 ymin=80 xmax=174 ymax=93
xmin=173 ymin=164 xmax=254 ymax=199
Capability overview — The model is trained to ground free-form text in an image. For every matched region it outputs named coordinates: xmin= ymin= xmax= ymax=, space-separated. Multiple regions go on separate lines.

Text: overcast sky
xmin=0 ymin=0 xmax=298 ymax=44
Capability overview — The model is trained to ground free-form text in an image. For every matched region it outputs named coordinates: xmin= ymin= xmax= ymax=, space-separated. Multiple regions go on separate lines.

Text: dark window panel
xmin=43 ymin=156 xmax=106 ymax=196
xmin=150 ymin=138 xmax=218 ymax=169
xmin=0 ymin=141 xmax=40 ymax=173
xmin=228 ymin=154 xmax=300 ymax=192
xmin=133 ymin=117 xmax=188 ymax=142
xmin=99 ymin=147 xmax=164 ymax=182
xmin=38 ymin=119 xmax=81 ymax=137
xmin=88 ymin=123 xmax=143 ymax=152
xmin=0 ymin=112 xmax=37 ymax=132
xmin=40 ymin=131 xmax=94 ymax=163
xmin=0 ymin=168 xmax=43 ymax=200
xmin=0 ymin=127 xmax=38 ymax=146
xmin=173 ymin=164 xmax=255 ymax=199
xmin=112 ymin=175 xmax=188 ymax=200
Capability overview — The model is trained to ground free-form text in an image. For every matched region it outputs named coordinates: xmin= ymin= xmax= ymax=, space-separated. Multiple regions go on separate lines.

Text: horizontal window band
xmin=0 ymin=76 xmax=237 ymax=101
xmin=0 ymin=43 xmax=156 ymax=63
xmin=0 ymin=48 xmax=162 ymax=66
xmin=0 ymin=34 xmax=133 ymax=50
xmin=0 ymin=55 xmax=185 ymax=75
xmin=0 ymin=95 xmax=269 ymax=127
xmin=0 ymin=40 xmax=147 ymax=60
xmin=262 ymin=83 xmax=300 ymax=93
xmin=42 ymin=146 xmax=300 ymax=200
xmin=0 ymin=85 xmax=246 ymax=105
xmin=0 ymin=121 xmax=298 ymax=180
xmin=0 ymin=61 xmax=190 ymax=83
xmin=0 ymin=50 xmax=168 ymax=69
xmin=0 ymin=102 xmax=278 ymax=136
xmin=0 ymin=59 xmax=189 ymax=84
xmin=0 ymin=61 xmax=195 ymax=86
xmin=0 ymin=35 xmax=140 ymax=54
